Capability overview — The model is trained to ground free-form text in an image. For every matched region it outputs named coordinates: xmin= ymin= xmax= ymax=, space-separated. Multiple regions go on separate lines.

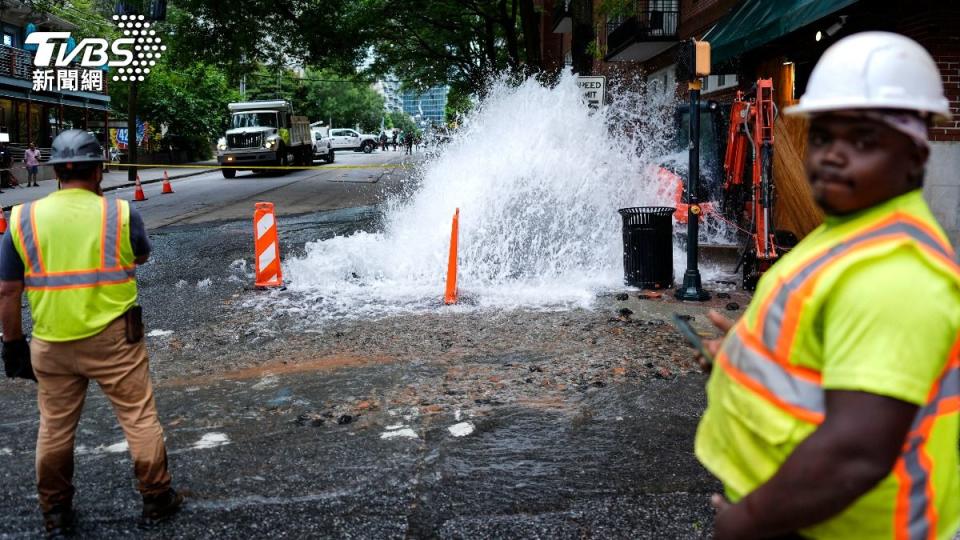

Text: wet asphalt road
xmin=0 ymin=149 xmax=729 ymax=538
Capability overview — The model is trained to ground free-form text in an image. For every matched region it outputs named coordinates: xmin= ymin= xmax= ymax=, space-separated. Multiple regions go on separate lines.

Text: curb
xmin=101 ymin=168 xmax=210 ymax=194
xmin=1 ymin=168 xmax=211 ymax=211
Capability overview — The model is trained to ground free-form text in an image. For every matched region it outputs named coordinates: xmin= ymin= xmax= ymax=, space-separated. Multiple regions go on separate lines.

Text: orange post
xmin=133 ymin=174 xmax=147 ymax=201
xmin=444 ymin=208 xmax=459 ymax=305
xmin=254 ymin=202 xmax=283 ymax=288
xmin=161 ymin=170 xmax=174 ymax=194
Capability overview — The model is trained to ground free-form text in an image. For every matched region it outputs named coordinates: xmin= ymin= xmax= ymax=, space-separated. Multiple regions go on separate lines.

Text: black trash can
xmin=618 ymin=207 xmax=675 ymax=289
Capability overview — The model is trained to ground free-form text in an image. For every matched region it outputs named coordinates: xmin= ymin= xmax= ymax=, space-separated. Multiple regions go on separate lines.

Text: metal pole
xmin=676 ymin=79 xmax=710 ymax=301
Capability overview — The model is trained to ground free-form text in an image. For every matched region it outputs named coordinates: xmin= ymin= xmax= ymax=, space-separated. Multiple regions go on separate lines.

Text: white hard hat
xmin=785 ymin=32 xmax=951 ymax=122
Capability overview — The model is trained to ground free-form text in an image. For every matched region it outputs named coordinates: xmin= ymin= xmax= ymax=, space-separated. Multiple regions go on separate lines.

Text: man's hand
xmin=698 ymin=310 xmax=735 ymax=373
xmin=711 ymin=494 xmax=761 ymax=540
xmin=2 ymin=338 xmax=35 ymax=381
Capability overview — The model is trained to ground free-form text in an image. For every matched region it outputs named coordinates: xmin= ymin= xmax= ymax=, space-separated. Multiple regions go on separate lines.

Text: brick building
xmin=546 ymin=0 xmax=960 ymax=248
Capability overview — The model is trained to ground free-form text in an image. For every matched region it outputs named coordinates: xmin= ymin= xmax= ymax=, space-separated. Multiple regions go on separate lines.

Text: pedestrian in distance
xmin=0 ymin=130 xmax=183 ymax=537
xmin=404 ymin=131 xmax=414 ymax=155
xmin=379 ymin=131 xmax=388 ymax=152
xmin=392 ymin=129 xmax=398 ymax=151
xmin=25 ymin=142 xmax=41 ymax=187
xmin=693 ymin=32 xmax=960 ymax=540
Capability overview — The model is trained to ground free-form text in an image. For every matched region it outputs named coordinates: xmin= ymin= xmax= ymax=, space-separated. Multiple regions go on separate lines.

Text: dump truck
xmin=217 ymin=100 xmax=312 ymax=178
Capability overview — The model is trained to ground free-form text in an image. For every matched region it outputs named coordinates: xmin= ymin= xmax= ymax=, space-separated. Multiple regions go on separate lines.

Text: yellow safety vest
xmin=696 ymin=190 xmax=960 ymax=539
xmin=10 ymin=189 xmax=138 ymax=342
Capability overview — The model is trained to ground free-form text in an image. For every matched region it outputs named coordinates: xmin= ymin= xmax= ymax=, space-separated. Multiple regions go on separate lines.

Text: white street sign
xmin=577 ymin=76 xmax=606 ymax=109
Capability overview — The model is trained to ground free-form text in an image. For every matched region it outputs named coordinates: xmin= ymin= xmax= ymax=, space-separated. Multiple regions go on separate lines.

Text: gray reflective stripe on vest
xmin=23 ymin=268 xmax=135 ymax=288
xmin=723 ymin=329 xmax=825 ymax=417
xmin=17 ymin=202 xmax=40 ymax=273
xmin=901 ymin=436 xmax=932 ymax=540
xmin=900 ymin=364 xmax=959 ymax=540
xmin=761 ymin=220 xmax=954 ymax=353
xmin=103 ymin=199 xmax=120 ymax=268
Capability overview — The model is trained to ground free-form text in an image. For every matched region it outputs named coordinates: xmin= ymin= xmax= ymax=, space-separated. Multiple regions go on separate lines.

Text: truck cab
xmin=217 ymin=100 xmax=312 ymax=178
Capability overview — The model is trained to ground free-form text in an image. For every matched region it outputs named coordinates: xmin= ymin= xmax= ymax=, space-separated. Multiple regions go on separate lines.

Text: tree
xmin=164 ymin=0 xmax=375 ymax=79
xmin=110 ymin=60 xmax=240 ymax=160
xmin=387 ymin=111 xmax=418 ymax=136
xmin=243 ymin=66 xmax=386 ymax=133
xmin=362 ymin=0 xmax=549 ymax=96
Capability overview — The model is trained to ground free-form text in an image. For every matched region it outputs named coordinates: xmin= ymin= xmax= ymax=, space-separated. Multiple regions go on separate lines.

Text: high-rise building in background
xmin=374 ymin=79 xmax=449 ymax=127
xmin=400 ymin=86 xmax=449 ymax=127
xmin=372 ymin=79 xmax=403 ymax=113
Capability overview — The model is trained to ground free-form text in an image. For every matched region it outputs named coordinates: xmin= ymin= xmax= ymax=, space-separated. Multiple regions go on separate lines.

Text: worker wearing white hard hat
xmin=694 ymin=32 xmax=960 ymax=539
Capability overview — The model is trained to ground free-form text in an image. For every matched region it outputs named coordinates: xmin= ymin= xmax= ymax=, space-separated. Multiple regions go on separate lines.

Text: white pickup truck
xmin=328 ymin=128 xmax=379 ymax=154
xmin=311 ymin=128 xmax=335 ymax=163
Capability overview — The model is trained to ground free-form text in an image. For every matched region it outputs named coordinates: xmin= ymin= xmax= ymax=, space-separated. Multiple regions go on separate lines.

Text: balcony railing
xmin=606 ymin=1 xmax=679 ymax=61
xmin=0 ymin=44 xmax=108 ymax=95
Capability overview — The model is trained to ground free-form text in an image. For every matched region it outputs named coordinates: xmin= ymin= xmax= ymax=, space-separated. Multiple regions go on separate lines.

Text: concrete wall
xmin=925 ymin=142 xmax=960 ymax=254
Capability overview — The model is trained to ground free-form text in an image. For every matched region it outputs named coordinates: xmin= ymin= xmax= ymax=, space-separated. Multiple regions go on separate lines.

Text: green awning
xmin=705 ymin=0 xmax=859 ymax=64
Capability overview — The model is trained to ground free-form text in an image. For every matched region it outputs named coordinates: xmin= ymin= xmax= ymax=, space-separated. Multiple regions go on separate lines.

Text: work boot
xmin=43 ymin=505 xmax=77 ymax=538
xmin=140 ymin=488 xmax=183 ymax=526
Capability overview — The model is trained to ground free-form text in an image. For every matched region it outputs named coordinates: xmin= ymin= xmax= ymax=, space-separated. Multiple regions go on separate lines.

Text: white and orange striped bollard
xmin=253 ymin=202 xmax=283 ymax=288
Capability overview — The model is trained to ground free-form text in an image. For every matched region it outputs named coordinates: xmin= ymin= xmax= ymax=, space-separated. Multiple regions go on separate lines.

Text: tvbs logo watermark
xmin=26 ymin=14 xmax=165 ymax=93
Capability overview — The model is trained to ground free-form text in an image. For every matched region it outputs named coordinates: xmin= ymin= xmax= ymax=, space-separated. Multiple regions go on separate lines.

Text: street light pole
xmin=675 ymin=78 xmax=709 ymax=301
xmin=675 ymin=38 xmax=710 ymax=301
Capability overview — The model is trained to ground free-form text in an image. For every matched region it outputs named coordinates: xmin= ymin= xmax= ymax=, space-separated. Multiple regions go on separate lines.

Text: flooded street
xmin=1 ymin=199 xmax=748 ymax=537
xmin=1 ymin=75 xmax=748 ymax=537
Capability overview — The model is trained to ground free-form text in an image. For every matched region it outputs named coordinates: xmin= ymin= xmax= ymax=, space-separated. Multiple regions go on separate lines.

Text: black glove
xmin=3 ymin=338 xmax=36 ymax=382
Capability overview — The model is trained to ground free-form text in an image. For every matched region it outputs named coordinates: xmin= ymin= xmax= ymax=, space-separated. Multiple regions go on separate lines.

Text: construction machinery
xmin=665 ymin=78 xmax=798 ymax=290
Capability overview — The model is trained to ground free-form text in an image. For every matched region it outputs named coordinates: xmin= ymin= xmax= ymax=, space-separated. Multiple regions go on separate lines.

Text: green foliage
xmin=597 ymin=0 xmax=634 ymax=19
xmin=362 ymin=0 xmax=546 ymax=95
xmin=164 ymin=0 xmax=375 ymax=79
xmin=387 ymin=111 xmax=418 ymax=136
xmin=110 ymin=60 xmax=239 ymax=155
xmin=444 ymin=87 xmax=473 ymax=124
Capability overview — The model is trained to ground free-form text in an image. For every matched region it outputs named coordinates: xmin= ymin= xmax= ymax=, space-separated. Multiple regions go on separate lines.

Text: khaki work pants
xmin=31 ymin=317 xmax=171 ymax=512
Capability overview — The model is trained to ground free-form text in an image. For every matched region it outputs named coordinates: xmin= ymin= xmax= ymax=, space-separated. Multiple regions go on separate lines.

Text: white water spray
xmin=283 ymin=71 xmax=689 ymax=319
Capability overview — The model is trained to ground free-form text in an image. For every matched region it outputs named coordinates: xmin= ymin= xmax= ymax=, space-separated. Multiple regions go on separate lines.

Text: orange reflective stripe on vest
xmin=756 ymin=213 xmax=957 ymax=361
xmin=18 ymin=198 xmax=134 ymax=290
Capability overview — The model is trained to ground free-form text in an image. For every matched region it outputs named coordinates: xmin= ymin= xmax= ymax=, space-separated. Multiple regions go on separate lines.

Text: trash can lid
xmin=617 ymin=207 xmax=675 ymax=217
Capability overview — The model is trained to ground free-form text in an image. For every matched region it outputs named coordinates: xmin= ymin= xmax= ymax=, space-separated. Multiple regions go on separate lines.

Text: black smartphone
xmin=671 ymin=313 xmax=714 ymax=363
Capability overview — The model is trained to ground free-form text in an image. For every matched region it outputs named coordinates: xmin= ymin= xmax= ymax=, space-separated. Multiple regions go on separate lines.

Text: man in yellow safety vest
xmin=0 ymin=130 xmax=182 ymax=536
xmin=695 ymin=32 xmax=960 ymax=539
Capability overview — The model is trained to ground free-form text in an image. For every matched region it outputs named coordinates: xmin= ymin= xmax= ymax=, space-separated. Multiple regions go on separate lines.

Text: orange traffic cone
xmin=134 ymin=174 xmax=147 ymax=201
xmin=161 ymin=170 xmax=174 ymax=194
xmin=444 ymin=208 xmax=459 ymax=305
xmin=0 ymin=210 xmax=7 ymax=234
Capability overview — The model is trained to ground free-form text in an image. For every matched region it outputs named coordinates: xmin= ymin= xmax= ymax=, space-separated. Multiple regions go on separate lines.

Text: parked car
xmin=328 ymin=128 xmax=378 ymax=153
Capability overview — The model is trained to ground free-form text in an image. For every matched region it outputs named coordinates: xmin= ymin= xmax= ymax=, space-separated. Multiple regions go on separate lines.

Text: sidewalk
xmin=0 ymin=160 xmax=216 ymax=210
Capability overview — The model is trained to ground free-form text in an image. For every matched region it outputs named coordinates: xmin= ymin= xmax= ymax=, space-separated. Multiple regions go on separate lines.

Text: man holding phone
xmin=694 ymin=33 xmax=960 ymax=539
xmin=0 ymin=130 xmax=182 ymax=536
